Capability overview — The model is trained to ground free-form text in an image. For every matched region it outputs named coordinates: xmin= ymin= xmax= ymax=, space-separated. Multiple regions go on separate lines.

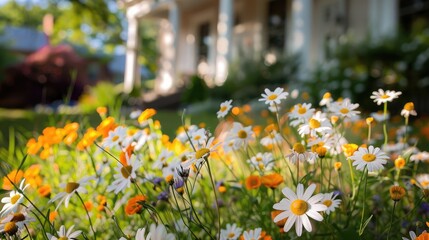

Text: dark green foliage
xmin=210 ymin=53 xmax=300 ymax=101
xmin=181 ymin=75 xmax=209 ymax=104
xmin=306 ymin=29 xmax=429 ymax=114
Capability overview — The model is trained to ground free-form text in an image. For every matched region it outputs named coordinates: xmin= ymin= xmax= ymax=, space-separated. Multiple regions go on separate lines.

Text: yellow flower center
xmin=10 ymin=194 xmax=21 ymax=205
xmin=194 ymin=135 xmax=201 ymax=141
xmin=237 ymin=130 xmax=248 ymax=139
xmin=59 ymin=237 xmax=69 ymax=240
xmin=290 ymin=199 xmax=308 ymax=215
xmin=422 ymin=181 xmax=429 ymax=188
xmin=11 ymin=213 xmax=25 ymax=222
xmin=112 ymin=135 xmax=119 ymax=142
xmin=340 ymin=108 xmax=349 ymax=114
xmin=228 ymin=233 xmax=235 ymax=238
xmin=258 ymin=162 xmax=265 ymax=170
xmin=404 ymin=102 xmax=414 ymax=111
xmin=65 ymin=182 xmax=80 ymax=194
xmin=4 ymin=222 xmax=18 ymax=235
xmin=220 ymin=106 xmax=227 ymax=112
xmin=323 ymin=92 xmax=331 ymax=99
xmin=121 ymin=166 xmax=133 ymax=179
xmin=268 ymin=94 xmax=278 ymax=100
xmin=298 ymin=106 xmax=307 ymax=114
xmin=381 ymin=94 xmax=390 ymax=99
xmin=309 ymin=118 xmax=321 ymax=129
xmin=256 ymin=157 xmax=262 ymax=162
xmin=362 ymin=153 xmax=376 ymax=162
xmin=195 ymin=148 xmax=210 ymax=159
xmin=293 ymin=143 xmax=305 ymax=154
xmin=323 ymin=200 xmax=332 ymax=207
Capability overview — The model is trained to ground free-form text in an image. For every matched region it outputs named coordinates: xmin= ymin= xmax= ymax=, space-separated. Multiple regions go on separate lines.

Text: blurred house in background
xmin=120 ymin=0 xmax=429 ymax=94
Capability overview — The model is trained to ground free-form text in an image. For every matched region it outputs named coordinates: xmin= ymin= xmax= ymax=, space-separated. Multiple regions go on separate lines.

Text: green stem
xmin=205 ymin=159 xmax=221 ymax=240
xmin=383 ymin=102 xmax=388 ymax=146
xmin=387 ymin=201 xmax=397 ymax=240
xmin=403 ymin=117 xmax=409 ymax=151
xmin=76 ymin=192 xmax=96 ymax=240
xmin=347 ymin=158 xmax=356 ymax=198
xmin=358 ymin=168 xmax=368 ymax=236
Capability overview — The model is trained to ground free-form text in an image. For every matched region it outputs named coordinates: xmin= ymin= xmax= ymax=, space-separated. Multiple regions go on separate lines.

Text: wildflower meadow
xmin=1 ymin=88 xmax=429 ymax=240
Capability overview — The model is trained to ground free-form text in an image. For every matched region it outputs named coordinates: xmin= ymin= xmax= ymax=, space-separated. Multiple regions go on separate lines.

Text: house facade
xmin=120 ymin=0 xmax=425 ymax=94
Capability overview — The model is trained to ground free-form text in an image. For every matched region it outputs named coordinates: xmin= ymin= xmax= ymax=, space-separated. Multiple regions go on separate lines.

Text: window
xmin=400 ymin=0 xmax=429 ymax=31
xmin=197 ymin=22 xmax=211 ymax=64
xmin=267 ymin=0 xmax=287 ymax=52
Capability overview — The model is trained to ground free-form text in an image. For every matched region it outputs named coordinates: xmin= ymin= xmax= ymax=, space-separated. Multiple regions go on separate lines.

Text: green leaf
xmin=359 ymin=214 xmax=373 ymax=236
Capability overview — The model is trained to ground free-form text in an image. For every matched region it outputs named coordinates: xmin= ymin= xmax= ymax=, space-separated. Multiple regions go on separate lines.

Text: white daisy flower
xmin=49 ymin=176 xmax=95 ymax=210
xmin=371 ymin=111 xmax=389 ymax=122
xmin=217 ymin=100 xmax=233 ymax=118
xmin=147 ymin=223 xmax=176 ymax=240
xmin=259 ymin=87 xmax=289 ymax=105
xmin=287 ymin=142 xmax=312 ymax=164
xmin=402 ymin=230 xmax=418 ymax=240
xmin=190 ymin=128 xmax=209 ymax=148
xmin=319 ymin=92 xmax=333 ymax=107
xmin=220 ymin=223 xmax=242 ymax=240
xmin=182 ymin=136 xmax=220 ymax=170
xmin=329 ymin=99 xmax=360 ymax=118
xmin=268 ymin=103 xmax=280 ymax=113
xmin=260 ymin=130 xmax=283 ymax=148
xmin=0 ymin=179 xmax=29 ymax=216
xmin=0 ymin=210 xmax=34 ymax=236
xmin=130 ymin=110 xmax=142 ymax=119
xmin=410 ymin=151 xmax=429 ymax=163
xmin=153 ymin=150 xmax=174 ymax=170
xmin=298 ymin=111 xmax=332 ymax=137
xmin=349 ymin=146 xmax=389 ymax=172
xmin=47 ymin=225 xmax=82 ymax=240
xmin=242 ymin=228 xmax=262 ymax=240
xmin=107 ymin=156 xmax=142 ymax=194
xmin=223 ymin=139 xmax=240 ymax=153
xmin=321 ymin=192 xmax=341 ymax=215
xmin=416 ymin=174 xmax=429 ymax=189
xmin=248 ymin=152 xmax=275 ymax=172
xmin=227 ymin=122 xmax=254 ymax=149
xmin=401 ymin=102 xmax=417 ymax=118
xmin=119 ymin=228 xmax=147 ymax=240
xmin=289 ymin=103 xmax=315 ymax=125
xmin=102 ymin=126 xmax=127 ymax=150
xmin=370 ymin=89 xmax=402 ymax=105
xmin=176 ymin=125 xmax=198 ymax=143
xmin=273 ymin=183 xmax=327 ymax=236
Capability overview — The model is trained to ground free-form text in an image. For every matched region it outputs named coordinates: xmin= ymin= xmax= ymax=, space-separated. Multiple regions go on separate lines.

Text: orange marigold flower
xmin=96 ymin=106 xmax=107 ymax=116
xmin=97 ymin=195 xmax=107 ymax=212
xmin=334 ymin=162 xmax=342 ymax=171
xmin=96 ymin=117 xmax=117 ymax=138
xmin=245 ymin=175 xmax=261 ymax=190
xmin=120 ymin=145 xmax=135 ymax=166
xmin=63 ymin=122 xmax=79 ymax=134
xmin=77 ymin=128 xmax=101 ymax=150
xmin=24 ymin=164 xmax=42 ymax=188
xmin=2 ymin=170 xmax=24 ymax=190
xmin=63 ymin=131 xmax=78 ymax=145
xmin=84 ymin=201 xmax=93 ymax=211
xmin=38 ymin=185 xmax=51 ymax=198
xmin=261 ymin=173 xmax=283 ymax=189
xmin=390 ymin=186 xmax=406 ymax=201
xmin=231 ymin=107 xmax=240 ymax=115
xmin=39 ymin=147 xmax=52 ymax=160
xmin=49 ymin=211 xmax=58 ymax=223
xmin=416 ymin=232 xmax=429 ymax=240
xmin=394 ymin=157 xmax=406 ymax=169
xmin=26 ymin=138 xmax=41 ymax=155
xmin=342 ymin=143 xmax=359 ymax=157
xmin=125 ymin=195 xmax=147 ymax=215
xmin=138 ymin=108 xmax=157 ymax=124
xmin=271 ymin=210 xmax=287 ymax=228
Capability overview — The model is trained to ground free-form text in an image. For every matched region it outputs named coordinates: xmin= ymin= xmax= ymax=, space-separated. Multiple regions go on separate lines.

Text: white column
xmin=369 ymin=0 xmax=398 ymax=42
xmin=288 ymin=0 xmax=312 ymax=77
xmin=215 ymin=0 xmax=233 ymax=85
xmin=124 ymin=16 xmax=140 ymax=94
xmin=156 ymin=2 xmax=180 ymax=94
